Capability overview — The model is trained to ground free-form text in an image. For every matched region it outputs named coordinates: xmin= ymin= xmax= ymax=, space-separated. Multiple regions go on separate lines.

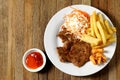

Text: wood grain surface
xmin=0 ymin=0 xmax=120 ymax=80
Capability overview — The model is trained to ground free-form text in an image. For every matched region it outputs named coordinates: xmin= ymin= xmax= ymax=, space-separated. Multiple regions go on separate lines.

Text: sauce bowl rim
xmin=22 ymin=48 xmax=46 ymax=72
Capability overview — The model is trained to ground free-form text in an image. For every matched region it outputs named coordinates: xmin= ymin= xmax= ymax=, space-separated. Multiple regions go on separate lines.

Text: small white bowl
xmin=22 ymin=48 xmax=46 ymax=72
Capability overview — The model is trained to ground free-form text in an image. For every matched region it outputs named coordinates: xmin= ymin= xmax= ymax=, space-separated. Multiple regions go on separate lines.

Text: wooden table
xmin=0 ymin=0 xmax=120 ymax=80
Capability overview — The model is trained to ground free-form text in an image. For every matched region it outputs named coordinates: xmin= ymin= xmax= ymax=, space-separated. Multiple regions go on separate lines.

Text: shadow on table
xmin=38 ymin=50 xmax=53 ymax=73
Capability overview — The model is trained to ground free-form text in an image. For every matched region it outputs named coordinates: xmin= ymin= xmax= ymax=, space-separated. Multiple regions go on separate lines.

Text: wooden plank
xmin=90 ymin=74 xmax=100 ymax=80
xmin=43 ymin=0 xmax=57 ymax=80
xmin=98 ymin=0 xmax=108 ymax=14
xmin=54 ymin=69 xmax=64 ymax=80
xmin=11 ymin=0 xmax=25 ymax=80
xmin=71 ymin=76 xmax=80 ymax=80
xmin=99 ymin=67 xmax=108 ymax=80
xmin=32 ymin=0 xmax=41 ymax=48
xmin=7 ymin=0 xmax=14 ymax=80
xmin=107 ymin=0 xmax=117 ymax=80
xmin=72 ymin=0 xmax=82 ymax=4
xmin=0 ymin=0 xmax=8 ymax=80
xmin=57 ymin=0 xmax=72 ymax=11
xmin=82 ymin=0 xmax=91 ymax=5
xmin=47 ymin=64 xmax=55 ymax=80
xmin=38 ymin=0 xmax=49 ymax=79
xmin=91 ymin=0 xmax=99 ymax=8
xmin=0 ymin=0 xmax=4 ymax=79
xmin=47 ymin=0 xmax=57 ymax=21
xmin=24 ymin=0 xmax=33 ymax=50
xmin=24 ymin=0 xmax=39 ymax=80
xmin=3 ymin=0 xmax=17 ymax=80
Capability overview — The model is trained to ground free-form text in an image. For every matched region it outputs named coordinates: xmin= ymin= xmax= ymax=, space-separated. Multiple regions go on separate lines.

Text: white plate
xmin=44 ymin=5 xmax=117 ymax=76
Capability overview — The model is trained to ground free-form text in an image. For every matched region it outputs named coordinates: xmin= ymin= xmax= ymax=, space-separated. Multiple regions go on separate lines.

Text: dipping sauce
xmin=25 ymin=52 xmax=43 ymax=69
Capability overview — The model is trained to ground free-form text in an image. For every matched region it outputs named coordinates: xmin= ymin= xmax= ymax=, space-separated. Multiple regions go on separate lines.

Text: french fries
xmin=98 ymin=13 xmax=107 ymax=32
xmin=97 ymin=21 xmax=106 ymax=44
xmin=105 ymin=20 xmax=113 ymax=34
xmin=90 ymin=15 xmax=95 ymax=37
xmin=92 ymin=11 xmax=101 ymax=39
xmin=81 ymin=11 xmax=116 ymax=65
xmin=81 ymin=11 xmax=116 ymax=48
xmin=90 ymin=48 xmax=107 ymax=65
xmin=81 ymin=34 xmax=101 ymax=46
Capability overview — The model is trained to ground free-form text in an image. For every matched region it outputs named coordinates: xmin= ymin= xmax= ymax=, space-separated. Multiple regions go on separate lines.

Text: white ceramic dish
xmin=22 ymin=48 xmax=46 ymax=72
xmin=44 ymin=5 xmax=117 ymax=76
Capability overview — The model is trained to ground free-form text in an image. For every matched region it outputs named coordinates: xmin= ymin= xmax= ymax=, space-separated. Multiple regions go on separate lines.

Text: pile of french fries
xmin=81 ymin=11 xmax=116 ymax=65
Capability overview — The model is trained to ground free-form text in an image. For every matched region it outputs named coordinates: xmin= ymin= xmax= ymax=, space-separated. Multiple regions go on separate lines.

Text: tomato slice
xmin=72 ymin=9 xmax=90 ymax=21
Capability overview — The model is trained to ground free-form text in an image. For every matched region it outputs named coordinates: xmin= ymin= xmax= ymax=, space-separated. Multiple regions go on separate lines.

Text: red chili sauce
xmin=25 ymin=52 xmax=43 ymax=69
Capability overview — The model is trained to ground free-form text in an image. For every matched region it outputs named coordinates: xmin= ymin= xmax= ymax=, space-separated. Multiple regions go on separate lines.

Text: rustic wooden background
xmin=0 ymin=0 xmax=120 ymax=80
